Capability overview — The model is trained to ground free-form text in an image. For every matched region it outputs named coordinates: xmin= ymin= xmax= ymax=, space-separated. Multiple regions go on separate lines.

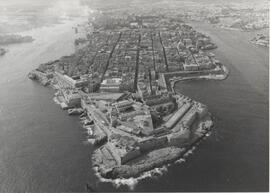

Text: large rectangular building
xmin=100 ymin=78 xmax=122 ymax=93
xmin=55 ymin=71 xmax=89 ymax=88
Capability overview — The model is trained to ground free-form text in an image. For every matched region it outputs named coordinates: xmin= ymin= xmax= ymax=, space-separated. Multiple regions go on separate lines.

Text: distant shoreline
xmin=0 ymin=34 xmax=34 ymax=45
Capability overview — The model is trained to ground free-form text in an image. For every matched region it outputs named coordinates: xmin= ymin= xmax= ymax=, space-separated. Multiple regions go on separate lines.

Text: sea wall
xmin=168 ymin=129 xmax=191 ymax=147
xmin=181 ymin=108 xmax=198 ymax=128
xmin=28 ymin=70 xmax=52 ymax=86
xmin=110 ymin=147 xmax=183 ymax=179
xmin=139 ymin=137 xmax=168 ymax=152
xmin=121 ymin=147 xmax=141 ymax=164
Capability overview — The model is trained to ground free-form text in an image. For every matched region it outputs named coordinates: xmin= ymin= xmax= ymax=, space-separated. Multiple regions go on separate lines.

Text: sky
xmin=0 ymin=0 xmax=94 ymax=33
xmin=0 ymin=0 xmax=268 ymax=32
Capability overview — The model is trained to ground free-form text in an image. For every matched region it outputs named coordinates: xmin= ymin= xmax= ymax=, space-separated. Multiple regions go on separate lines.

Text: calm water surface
xmin=0 ymin=20 xmax=97 ymax=193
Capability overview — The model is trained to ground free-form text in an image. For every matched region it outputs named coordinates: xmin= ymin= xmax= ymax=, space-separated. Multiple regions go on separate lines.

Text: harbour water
xmin=133 ymin=23 xmax=269 ymax=192
xmin=0 ymin=19 xmax=98 ymax=193
xmin=136 ymin=23 xmax=269 ymax=192
xmin=0 ymin=12 xmax=268 ymax=193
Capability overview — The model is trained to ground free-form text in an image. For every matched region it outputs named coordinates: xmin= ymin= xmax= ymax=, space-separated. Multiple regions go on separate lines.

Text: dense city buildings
xmin=29 ymin=11 xmax=228 ymax=180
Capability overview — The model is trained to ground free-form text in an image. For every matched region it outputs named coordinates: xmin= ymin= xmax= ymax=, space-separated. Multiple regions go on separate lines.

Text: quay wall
xmin=160 ymin=65 xmax=228 ymax=91
xmin=163 ymin=68 xmax=223 ymax=79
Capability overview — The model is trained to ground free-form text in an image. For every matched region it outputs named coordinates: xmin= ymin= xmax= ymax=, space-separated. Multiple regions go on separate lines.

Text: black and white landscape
xmin=0 ymin=0 xmax=268 ymax=192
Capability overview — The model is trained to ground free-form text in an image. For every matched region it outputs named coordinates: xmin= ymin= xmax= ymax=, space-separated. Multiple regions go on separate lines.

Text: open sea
xmin=0 ymin=7 xmax=268 ymax=193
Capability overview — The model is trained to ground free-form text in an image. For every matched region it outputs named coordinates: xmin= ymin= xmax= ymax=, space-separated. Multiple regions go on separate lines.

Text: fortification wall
xmin=164 ymin=102 xmax=191 ymax=129
xmin=139 ymin=136 xmax=168 ymax=152
xmin=121 ymin=148 xmax=141 ymax=164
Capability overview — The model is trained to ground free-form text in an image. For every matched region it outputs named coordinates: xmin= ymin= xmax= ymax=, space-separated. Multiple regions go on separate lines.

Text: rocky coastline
xmin=93 ymin=122 xmax=212 ymax=180
xmin=27 ymin=11 xmax=230 ymax=184
xmin=28 ymin=63 xmax=217 ymax=181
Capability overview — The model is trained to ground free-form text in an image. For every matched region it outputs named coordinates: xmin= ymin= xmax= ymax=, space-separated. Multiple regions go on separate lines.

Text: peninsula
xmin=0 ymin=48 xmax=7 ymax=56
xmin=0 ymin=34 xmax=34 ymax=45
xmin=28 ymin=12 xmax=228 ymax=180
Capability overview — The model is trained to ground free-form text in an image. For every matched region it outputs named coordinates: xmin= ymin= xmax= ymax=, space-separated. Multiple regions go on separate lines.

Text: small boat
xmin=80 ymin=111 xmax=87 ymax=117
xmin=85 ymin=127 xmax=93 ymax=136
xmin=68 ymin=108 xmax=84 ymax=115
xmin=87 ymin=139 xmax=96 ymax=145
xmin=84 ymin=119 xmax=94 ymax=126
xmin=85 ymin=183 xmax=95 ymax=192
